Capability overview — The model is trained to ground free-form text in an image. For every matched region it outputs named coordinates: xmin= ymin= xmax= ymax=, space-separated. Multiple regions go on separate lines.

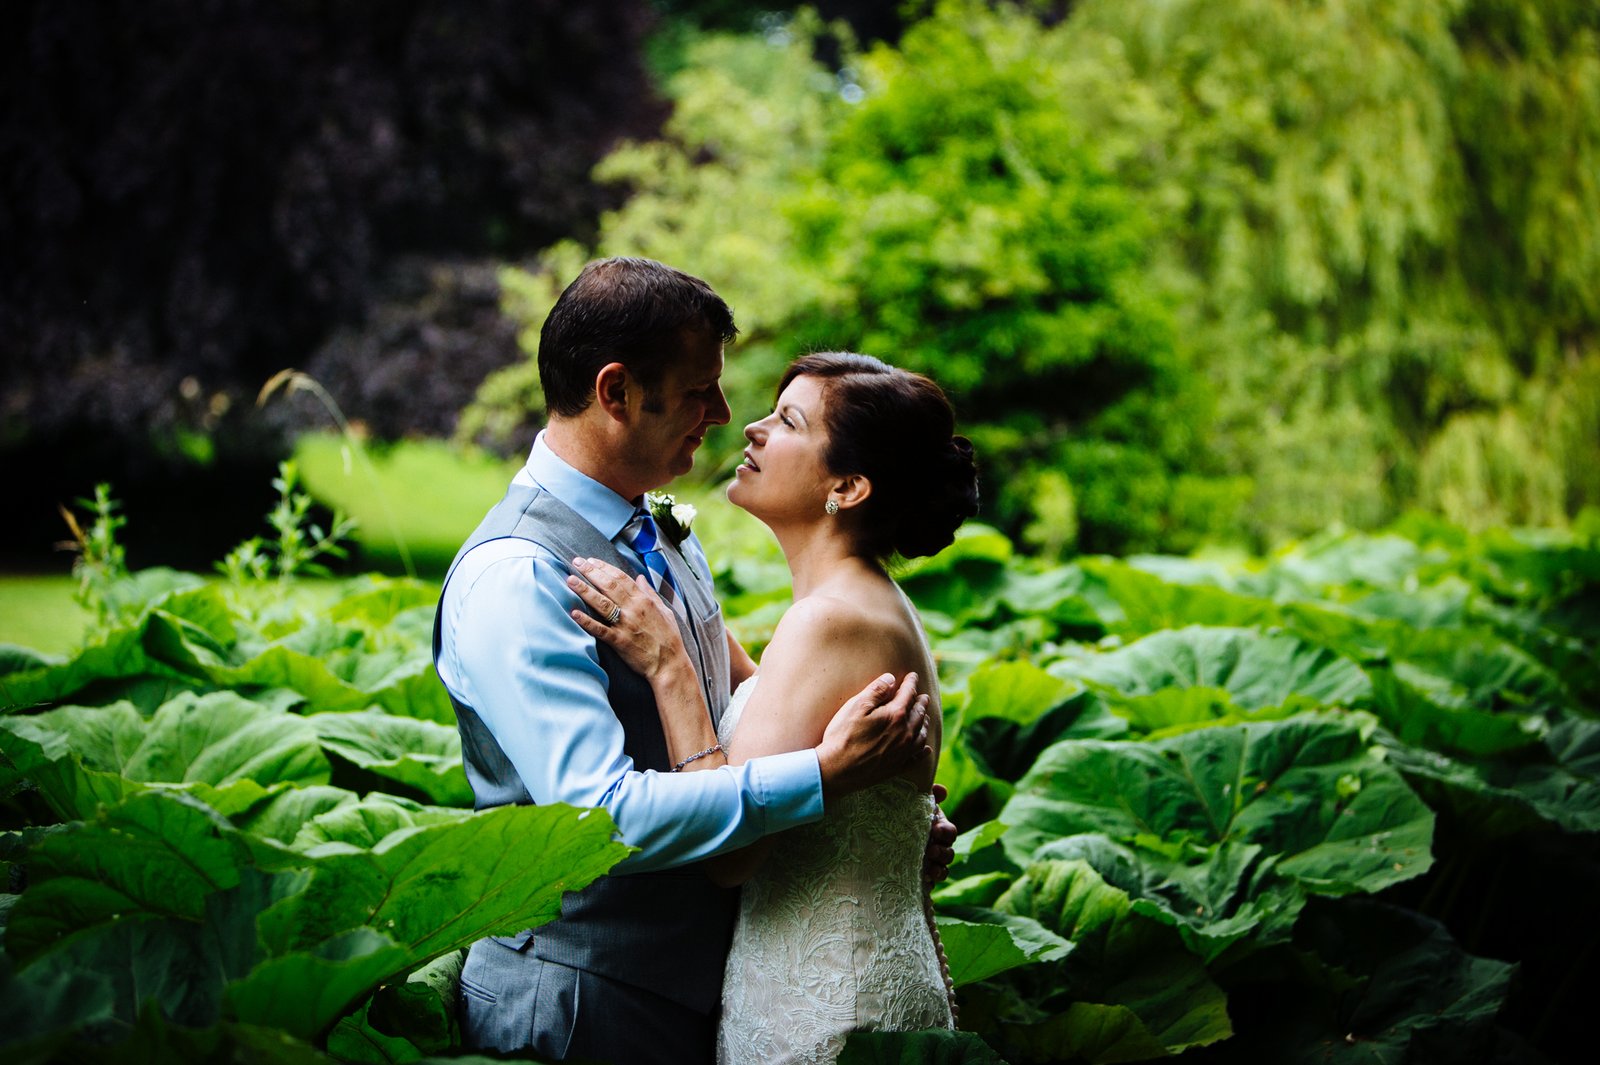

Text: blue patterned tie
xmin=628 ymin=511 xmax=679 ymax=597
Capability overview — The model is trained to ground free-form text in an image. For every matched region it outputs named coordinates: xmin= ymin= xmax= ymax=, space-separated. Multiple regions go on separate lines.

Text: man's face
xmin=624 ymin=328 xmax=731 ymax=493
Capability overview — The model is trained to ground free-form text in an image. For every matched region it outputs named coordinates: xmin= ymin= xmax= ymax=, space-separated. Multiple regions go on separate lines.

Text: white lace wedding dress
xmin=715 ymin=677 xmax=955 ymax=1065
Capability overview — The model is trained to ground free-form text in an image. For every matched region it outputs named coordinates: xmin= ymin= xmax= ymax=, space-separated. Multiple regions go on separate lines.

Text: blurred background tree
xmin=1 ymin=0 xmax=664 ymax=565
xmin=1068 ymin=0 xmax=1600 ymax=544
xmin=5 ymin=0 xmax=1596 ymax=566
xmin=475 ymin=0 xmax=1597 ymax=556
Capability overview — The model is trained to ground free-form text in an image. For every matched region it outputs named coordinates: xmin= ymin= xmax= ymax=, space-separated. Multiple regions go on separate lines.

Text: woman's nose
xmin=744 ymin=420 xmax=765 ymax=443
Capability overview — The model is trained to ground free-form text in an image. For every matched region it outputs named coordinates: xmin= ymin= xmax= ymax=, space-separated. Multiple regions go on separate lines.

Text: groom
xmin=433 ymin=257 xmax=946 ymax=1063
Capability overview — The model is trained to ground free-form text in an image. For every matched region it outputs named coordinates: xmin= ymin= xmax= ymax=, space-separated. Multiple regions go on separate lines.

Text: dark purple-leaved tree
xmin=1 ymin=0 xmax=664 ymax=565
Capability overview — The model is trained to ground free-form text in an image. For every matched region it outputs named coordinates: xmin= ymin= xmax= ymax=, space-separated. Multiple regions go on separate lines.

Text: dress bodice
xmin=716 ymin=677 xmax=954 ymax=1064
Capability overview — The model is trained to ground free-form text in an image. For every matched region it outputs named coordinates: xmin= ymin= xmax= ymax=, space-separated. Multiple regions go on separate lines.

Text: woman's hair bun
xmin=778 ymin=352 xmax=979 ymax=561
xmin=890 ymin=434 xmax=980 ymax=560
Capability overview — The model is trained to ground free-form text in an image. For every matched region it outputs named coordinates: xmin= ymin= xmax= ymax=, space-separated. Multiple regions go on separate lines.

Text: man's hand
xmin=815 ymin=672 xmax=930 ymax=804
xmin=923 ymin=782 xmax=957 ymax=885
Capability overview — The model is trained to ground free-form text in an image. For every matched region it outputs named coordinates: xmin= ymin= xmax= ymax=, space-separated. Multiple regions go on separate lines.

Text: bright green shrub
xmin=474 ymin=4 xmax=1238 ymax=554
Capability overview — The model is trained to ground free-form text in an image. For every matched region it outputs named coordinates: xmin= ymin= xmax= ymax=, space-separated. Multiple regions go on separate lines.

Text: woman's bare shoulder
xmin=761 ymin=591 xmax=915 ymax=676
xmin=768 ymin=592 xmax=894 ymax=648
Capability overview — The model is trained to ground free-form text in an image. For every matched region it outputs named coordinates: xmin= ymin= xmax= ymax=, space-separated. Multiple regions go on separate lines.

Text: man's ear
xmin=831 ymin=473 xmax=872 ymax=512
xmin=594 ymin=362 xmax=632 ymax=421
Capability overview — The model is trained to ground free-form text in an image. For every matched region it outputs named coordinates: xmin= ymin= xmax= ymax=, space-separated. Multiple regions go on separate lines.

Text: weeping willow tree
xmin=1065 ymin=0 xmax=1600 ymax=539
xmin=472 ymin=0 xmax=1600 ymax=551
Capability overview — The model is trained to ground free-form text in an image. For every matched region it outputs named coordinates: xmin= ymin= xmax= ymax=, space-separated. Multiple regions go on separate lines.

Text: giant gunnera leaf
xmin=975 ymin=858 xmax=1233 ymax=1063
xmin=838 ymin=1028 xmax=1010 ymax=1063
xmin=0 ymin=692 xmax=330 ymax=820
xmin=1216 ymin=897 xmax=1518 ymax=1063
xmin=1000 ymin=713 xmax=1434 ymax=958
xmin=234 ymin=802 xmax=631 ymax=1037
xmin=307 ymin=710 xmax=472 ymax=807
xmin=1050 ymin=626 xmax=1373 ymax=718
xmin=5 ymin=787 xmax=630 ymax=1042
xmin=1379 ymin=712 xmax=1600 ymax=837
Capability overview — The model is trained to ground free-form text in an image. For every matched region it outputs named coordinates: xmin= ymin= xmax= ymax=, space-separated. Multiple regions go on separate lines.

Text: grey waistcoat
xmin=432 ymin=482 xmax=735 ymax=1013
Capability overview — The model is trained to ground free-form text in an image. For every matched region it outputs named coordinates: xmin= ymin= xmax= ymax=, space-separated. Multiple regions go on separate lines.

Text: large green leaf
xmin=936 ymin=906 xmax=1072 ymax=987
xmin=307 ymin=710 xmax=471 ymax=807
xmin=326 ymin=582 xmax=440 ymax=629
xmin=1380 ymin=713 xmax=1600 ymax=836
xmin=0 ymin=948 xmax=117 ymax=1063
xmin=216 ymin=782 xmax=365 ymax=843
xmin=1004 ymin=714 xmax=1433 ymax=886
xmin=5 ymin=791 xmax=252 ymax=963
xmin=837 ymin=1028 xmax=1010 ymax=1064
xmin=1084 ymin=559 xmax=1281 ymax=637
xmin=1051 ymin=626 xmax=1373 ymax=712
xmin=0 ymin=624 xmax=173 ymax=712
xmin=209 ymin=645 xmax=449 ymax=721
xmin=0 ymin=693 xmax=330 ymax=822
xmin=289 ymin=793 xmax=471 ymax=853
xmin=44 ymin=1005 xmax=336 ymax=1065
xmin=1219 ymin=898 xmax=1517 ymax=1063
xmin=958 ymin=661 xmax=1126 ymax=779
xmin=14 ymin=907 xmax=248 ymax=1031
xmin=225 ymin=928 xmax=413 ymax=1040
xmin=257 ymin=802 xmax=628 ymax=959
xmin=992 ymin=564 xmax=1113 ymax=635
xmin=7 ymin=787 xmax=629 ymax=1043
xmin=239 ymin=803 xmax=627 ymax=1038
xmin=0 ymin=728 xmax=141 ymax=822
xmin=1033 ymin=833 xmax=1298 ymax=963
xmin=0 ymin=581 xmax=446 ymax=722
xmin=901 ymin=526 xmax=1016 ymax=623
xmin=1268 ymin=532 xmax=1434 ymax=593
xmin=1000 ymin=714 xmax=1434 ymax=955
xmin=326 ymin=949 xmax=464 ymax=1063
xmin=983 ymin=858 xmax=1232 ymax=1062
xmin=0 ymin=644 xmax=59 ymax=676
xmin=1367 ymin=667 xmax=1545 ymax=759
xmin=1384 ymin=628 xmax=1570 ymax=713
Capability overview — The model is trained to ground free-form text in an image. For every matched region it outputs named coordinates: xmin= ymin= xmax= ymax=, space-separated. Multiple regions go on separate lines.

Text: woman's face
xmin=727 ymin=374 xmax=837 ymax=522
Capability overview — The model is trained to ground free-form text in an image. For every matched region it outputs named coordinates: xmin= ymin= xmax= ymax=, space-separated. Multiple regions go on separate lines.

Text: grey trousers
xmin=459 ymin=938 xmax=717 ymax=1064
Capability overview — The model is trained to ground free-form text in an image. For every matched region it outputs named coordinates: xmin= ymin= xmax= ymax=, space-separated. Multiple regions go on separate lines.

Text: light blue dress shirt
xmin=436 ymin=433 xmax=824 ymax=872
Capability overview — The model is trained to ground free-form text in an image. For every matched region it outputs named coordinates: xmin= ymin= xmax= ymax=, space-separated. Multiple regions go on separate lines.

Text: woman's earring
xmin=825 ymin=499 xmax=840 ymax=516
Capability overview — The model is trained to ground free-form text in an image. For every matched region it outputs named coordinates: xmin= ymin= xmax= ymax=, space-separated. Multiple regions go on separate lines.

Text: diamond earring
xmin=825 ymin=499 xmax=840 ymax=516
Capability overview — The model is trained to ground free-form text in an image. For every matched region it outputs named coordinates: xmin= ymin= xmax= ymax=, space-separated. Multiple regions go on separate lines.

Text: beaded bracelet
xmin=671 ymin=743 xmax=724 ymax=772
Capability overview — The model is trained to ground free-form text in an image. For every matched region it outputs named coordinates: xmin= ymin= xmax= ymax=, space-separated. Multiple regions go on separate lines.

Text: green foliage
xmin=477 ymin=0 xmax=1598 ymax=556
xmin=0 ymin=561 xmax=630 ymax=1062
xmin=903 ymin=514 xmax=1593 ymax=1061
xmin=6 ymin=461 xmax=1598 ymax=1060
xmin=479 ymin=4 xmax=1239 ymax=553
xmin=221 ymin=461 xmax=359 ymax=586
xmin=58 ymin=485 xmax=132 ymax=639
xmin=1063 ymin=0 xmax=1600 ymax=541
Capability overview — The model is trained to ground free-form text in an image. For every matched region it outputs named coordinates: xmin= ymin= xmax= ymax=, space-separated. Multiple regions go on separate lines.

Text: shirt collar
xmin=523 ymin=431 xmax=641 ymax=542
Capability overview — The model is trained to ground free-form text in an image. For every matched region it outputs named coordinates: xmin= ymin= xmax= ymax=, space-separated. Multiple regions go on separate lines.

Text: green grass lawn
xmin=0 ymin=575 xmax=89 ymax=655
xmin=291 ymin=432 xmax=780 ymax=579
xmin=293 ymin=433 xmax=524 ymax=577
xmin=0 ymin=434 xmax=782 ymax=659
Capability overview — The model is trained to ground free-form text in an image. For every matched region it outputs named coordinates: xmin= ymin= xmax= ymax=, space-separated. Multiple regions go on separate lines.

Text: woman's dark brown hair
xmin=779 ymin=352 xmax=979 ymax=559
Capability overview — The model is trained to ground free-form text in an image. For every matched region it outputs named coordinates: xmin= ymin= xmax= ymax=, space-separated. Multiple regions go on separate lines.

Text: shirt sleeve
xmin=437 ymin=540 xmax=823 ymax=873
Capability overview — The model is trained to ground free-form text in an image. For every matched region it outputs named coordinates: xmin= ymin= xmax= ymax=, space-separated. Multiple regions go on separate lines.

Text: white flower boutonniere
xmin=645 ymin=491 xmax=695 ymax=547
xmin=645 ymin=493 xmax=700 ymax=578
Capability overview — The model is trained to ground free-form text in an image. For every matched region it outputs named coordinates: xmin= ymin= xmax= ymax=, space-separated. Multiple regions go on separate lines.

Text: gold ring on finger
xmin=605 ymin=604 xmax=622 ymax=625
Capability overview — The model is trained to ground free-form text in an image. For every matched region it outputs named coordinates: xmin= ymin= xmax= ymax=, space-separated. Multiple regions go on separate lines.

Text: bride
xmin=568 ymin=352 xmax=979 ymax=1064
